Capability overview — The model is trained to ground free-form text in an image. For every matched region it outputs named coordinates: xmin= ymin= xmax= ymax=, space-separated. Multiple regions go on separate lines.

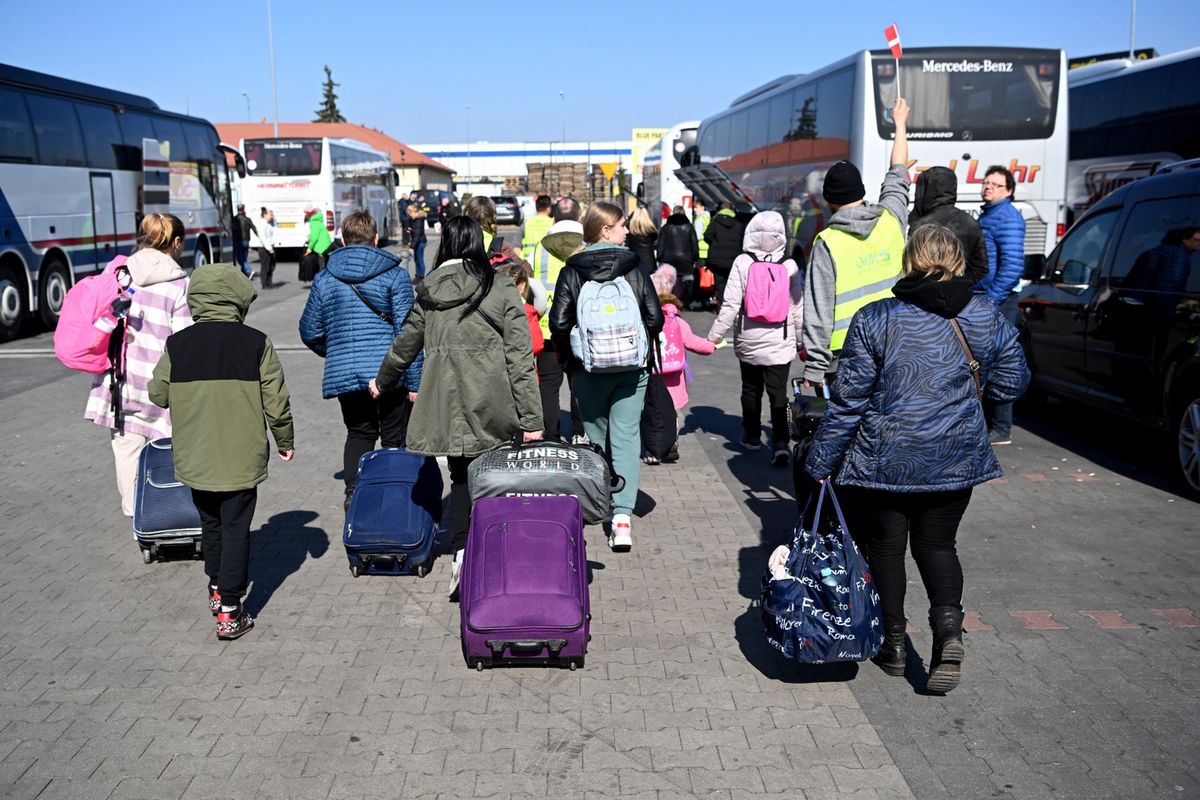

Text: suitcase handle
xmin=487 ymin=639 xmax=566 ymax=654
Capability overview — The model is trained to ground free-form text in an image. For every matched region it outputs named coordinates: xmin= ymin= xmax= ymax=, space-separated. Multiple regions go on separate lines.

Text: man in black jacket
xmin=656 ymin=205 xmax=699 ymax=304
xmin=909 ymin=167 xmax=989 ymax=283
xmin=703 ymin=201 xmax=747 ymax=309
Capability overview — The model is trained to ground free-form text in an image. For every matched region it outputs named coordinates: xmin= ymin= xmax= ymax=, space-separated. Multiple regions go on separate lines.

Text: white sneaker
xmin=448 ymin=548 xmax=464 ymax=599
xmin=608 ymin=514 xmax=632 ymax=552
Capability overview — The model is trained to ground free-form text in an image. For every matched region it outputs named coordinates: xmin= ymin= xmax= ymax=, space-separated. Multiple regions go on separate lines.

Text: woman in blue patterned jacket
xmin=805 ymin=225 xmax=1029 ymax=693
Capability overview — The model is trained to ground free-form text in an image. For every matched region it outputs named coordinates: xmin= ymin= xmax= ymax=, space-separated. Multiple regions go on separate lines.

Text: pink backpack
xmin=744 ymin=260 xmax=790 ymax=324
xmin=657 ymin=314 xmax=687 ymax=375
xmin=53 ymin=255 xmax=128 ymax=373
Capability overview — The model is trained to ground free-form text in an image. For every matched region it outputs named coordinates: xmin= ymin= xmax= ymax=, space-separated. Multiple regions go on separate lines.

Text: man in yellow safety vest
xmin=521 ymin=195 xmax=554 ymax=262
xmin=801 ymin=97 xmax=911 ymax=389
xmin=530 ymin=196 xmax=587 ymax=441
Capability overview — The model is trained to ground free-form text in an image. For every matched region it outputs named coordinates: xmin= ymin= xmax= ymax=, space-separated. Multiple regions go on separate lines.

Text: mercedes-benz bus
xmin=676 ymin=47 xmax=1068 ymax=263
xmin=239 ymin=137 xmax=396 ymax=251
xmin=0 ymin=64 xmax=238 ymax=340
xmin=639 ymin=121 xmax=699 ymax=225
xmin=1067 ymin=47 xmax=1200 ymax=217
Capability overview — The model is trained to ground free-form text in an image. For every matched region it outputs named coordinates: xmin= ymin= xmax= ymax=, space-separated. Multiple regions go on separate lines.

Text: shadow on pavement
xmin=245 ymin=510 xmax=329 ymax=616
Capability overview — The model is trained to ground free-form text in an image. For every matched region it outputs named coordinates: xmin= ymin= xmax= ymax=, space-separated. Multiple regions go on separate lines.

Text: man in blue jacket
xmin=300 ymin=210 xmax=423 ymax=509
xmin=976 ymin=165 xmax=1025 ymax=446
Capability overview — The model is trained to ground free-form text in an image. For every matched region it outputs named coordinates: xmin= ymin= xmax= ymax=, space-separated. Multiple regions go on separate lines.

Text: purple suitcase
xmin=460 ymin=496 xmax=589 ymax=670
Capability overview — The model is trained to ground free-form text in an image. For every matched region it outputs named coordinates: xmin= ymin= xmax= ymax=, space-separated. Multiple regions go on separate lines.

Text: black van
xmin=1018 ymin=161 xmax=1200 ymax=495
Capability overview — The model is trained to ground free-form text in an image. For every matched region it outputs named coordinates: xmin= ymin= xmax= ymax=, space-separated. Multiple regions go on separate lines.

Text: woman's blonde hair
xmin=137 ymin=213 xmax=185 ymax=253
xmin=581 ymin=201 xmax=624 ymax=244
xmin=463 ymin=195 xmax=497 ymax=234
xmin=628 ymin=206 xmax=656 ymax=237
xmin=903 ymin=224 xmax=965 ymax=282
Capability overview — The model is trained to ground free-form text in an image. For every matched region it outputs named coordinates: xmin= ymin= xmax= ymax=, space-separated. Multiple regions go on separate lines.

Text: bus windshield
xmin=872 ymin=52 xmax=1060 ymax=140
xmin=244 ymin=139 xmax=322 ymax=176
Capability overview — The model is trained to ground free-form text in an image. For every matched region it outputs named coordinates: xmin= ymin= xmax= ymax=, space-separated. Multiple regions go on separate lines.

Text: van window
xmin=1111 ymin=197 xmax=1199 ymax=291
xmin=1051 ymin=209 xmax=1118 ymax=287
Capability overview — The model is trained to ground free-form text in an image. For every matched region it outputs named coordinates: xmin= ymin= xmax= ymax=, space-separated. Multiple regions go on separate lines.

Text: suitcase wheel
xmin=141 ymin=548 xmax=153 ymax=564
xmin=416 ymin=564 xmax=429 ymax=578
xmin=349 ymin=563 xmax=363 ymax=578
xmin=475 ymin=661 xmax=484 ymax=672
xmin=569 ymin=661 xmax=577 ymax=671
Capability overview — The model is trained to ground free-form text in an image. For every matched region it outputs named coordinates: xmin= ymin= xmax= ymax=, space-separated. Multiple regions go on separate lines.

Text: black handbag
xmin=640 ymin=371 xmax=677 ymax=460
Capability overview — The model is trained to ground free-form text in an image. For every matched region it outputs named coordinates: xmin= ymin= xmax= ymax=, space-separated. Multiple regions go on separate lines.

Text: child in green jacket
xmin=149 ymin=263 xmax=295 ymax=640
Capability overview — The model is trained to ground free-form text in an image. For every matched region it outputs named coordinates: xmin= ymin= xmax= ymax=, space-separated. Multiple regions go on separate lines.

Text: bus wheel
xmin=192 ymin=243 xmax=209 ymax=273
xmin=38 ymin=257 xmax=70 ymax=330
xmin=0 ymin=266 xmax=27 ymax=341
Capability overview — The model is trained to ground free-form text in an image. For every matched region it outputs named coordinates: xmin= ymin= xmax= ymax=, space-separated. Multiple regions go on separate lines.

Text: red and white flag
xmin=884 ymin=23 xmax=902 ymax=59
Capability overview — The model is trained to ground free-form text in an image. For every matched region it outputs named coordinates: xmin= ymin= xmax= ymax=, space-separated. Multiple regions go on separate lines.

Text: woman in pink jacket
xmin=85 ymin=213 xmax=193 ymax=516
xmin=706 ymin=211 xmax=804 ymax=467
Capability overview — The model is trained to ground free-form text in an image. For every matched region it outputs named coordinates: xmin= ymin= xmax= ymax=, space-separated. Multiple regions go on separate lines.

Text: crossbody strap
xmin=344 ymin=282 xmax=393 ymax=325
xmin=948 ymin=319 xmax=983 ymax=404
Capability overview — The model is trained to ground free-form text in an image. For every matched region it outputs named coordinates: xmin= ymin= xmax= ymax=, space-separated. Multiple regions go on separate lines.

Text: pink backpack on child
xmin=656 ymin=314 xmax=687 ymax=375
xmin=744 ymin=260 xmax=790 ymax=324
xmin=53 ymin=255 xmax=129 ymax=373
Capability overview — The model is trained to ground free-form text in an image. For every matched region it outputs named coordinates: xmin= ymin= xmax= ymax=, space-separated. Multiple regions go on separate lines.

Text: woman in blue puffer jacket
xmin=805 ymin=224 xmax=1028 ymax=693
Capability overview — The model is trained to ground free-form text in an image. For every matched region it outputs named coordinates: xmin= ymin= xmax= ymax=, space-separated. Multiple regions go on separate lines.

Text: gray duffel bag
xmin=467 ymin=438 xmax=624 ymax=525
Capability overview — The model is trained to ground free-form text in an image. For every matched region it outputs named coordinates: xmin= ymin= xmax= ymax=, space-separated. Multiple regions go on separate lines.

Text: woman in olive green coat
xmin=371 ymin=215 xmax=542 ymax=598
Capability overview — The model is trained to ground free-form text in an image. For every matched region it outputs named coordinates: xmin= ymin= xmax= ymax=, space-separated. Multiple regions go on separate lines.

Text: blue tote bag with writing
xmin=761 ymin=483 xmax=883 ymax=663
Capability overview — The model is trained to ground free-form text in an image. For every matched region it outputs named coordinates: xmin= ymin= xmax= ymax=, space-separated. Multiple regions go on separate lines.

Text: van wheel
xmin=38 ymin=258 xmax=70 ymax=330
xmin=0 ymin=267 xmax=25 ymax=341
xmin=1176 ymin=396 xmax=1200 ymax=496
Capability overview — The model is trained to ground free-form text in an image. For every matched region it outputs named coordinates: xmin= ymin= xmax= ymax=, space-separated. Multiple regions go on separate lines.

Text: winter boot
xmin=927 ymin=606 xmax=965 ymax=693
xmin=871 ymin=622 xmax=907 ymax=676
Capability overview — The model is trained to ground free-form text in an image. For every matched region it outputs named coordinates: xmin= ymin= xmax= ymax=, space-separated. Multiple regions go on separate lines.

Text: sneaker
xmin=739 ymin=436 xmax=762 ymax=451
xmin=664 ymin=442 xmax=680 ymax=463
xmin=209 ymin=586 xmax=220 ymax=616
xmin=248 ymin=270 xmax=258 ymax=281
xmin=771 ymin=446 xmax=789 ymax=467
xmin=216 ymin=606 xmax=254 ymax=640
xmin=608 ymin=514 xmax=633 ymax=552
xmin=448 ymin=549 xmax=464 ymax=601
xmin=989 ymin=431 xmax=1012 ymax=446
xmin=643 ymin=454 xmax=660 ymax=465
xmin=571 ymin=433 xmax=591 ymax=447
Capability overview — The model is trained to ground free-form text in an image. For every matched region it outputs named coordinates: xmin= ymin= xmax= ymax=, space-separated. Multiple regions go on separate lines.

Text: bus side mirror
xmin=1023 ymin=253 xmax=1046 ymax=281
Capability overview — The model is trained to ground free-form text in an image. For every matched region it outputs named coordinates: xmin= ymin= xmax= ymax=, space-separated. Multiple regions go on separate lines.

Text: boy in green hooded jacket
xmin=149 ymin=263 xmax=295 ymax=640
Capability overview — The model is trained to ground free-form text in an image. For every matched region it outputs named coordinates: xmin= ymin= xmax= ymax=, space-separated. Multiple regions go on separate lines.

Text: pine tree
xmin=313 ymin=65 xmax=346 ymax=123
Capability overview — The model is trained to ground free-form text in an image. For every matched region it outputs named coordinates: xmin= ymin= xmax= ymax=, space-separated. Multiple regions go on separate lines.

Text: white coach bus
xmin=0 ymin=63 xmax=238 ymax=340
xmin=239 ymin=137 xmax=397 ymax=250
xmin=639 ymin=121 xmax=699 ymax=225
xmin=676 ymin=47 xmax=1069 ymax=262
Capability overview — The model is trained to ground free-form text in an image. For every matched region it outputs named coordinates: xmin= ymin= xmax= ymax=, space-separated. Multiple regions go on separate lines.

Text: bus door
xmin=89 ymin=173 xmax=117 ymax=270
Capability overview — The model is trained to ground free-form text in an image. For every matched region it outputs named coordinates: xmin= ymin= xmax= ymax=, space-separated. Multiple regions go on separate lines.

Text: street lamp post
xmin=241 ymin=91 xmax=251 ymax=123
xmin=465 ymin=105 xmax=471 ymax=196
xmin=559 ymin=90 xmax=566 ymax=196
xmin=266 ymin=0 xmax=279 ymax=137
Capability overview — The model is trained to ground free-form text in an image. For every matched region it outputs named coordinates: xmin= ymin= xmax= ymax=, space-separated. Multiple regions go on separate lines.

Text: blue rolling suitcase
xmin=132 ymin=438 xmax=203 ymax=563
xmin=344 ymin=448 xmax=442 ymax=577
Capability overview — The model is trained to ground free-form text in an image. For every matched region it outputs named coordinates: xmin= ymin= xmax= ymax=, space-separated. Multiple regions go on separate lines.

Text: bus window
xmin=728 ymin=110 xmax=748 ymax=157
xmin=74 ymin=102 xmax=122 ymax=169
xmin=817 ymin=69 xmax=854 ymax=147
xmin=1167 ymin=57 xmax=1200 ymax=110
xmin=116 ymin=111 xmax=156 ymax=170
xmin=244 ymin=139 xmax=322 ymax=176
xmin=768 ymin=90 xmax=794 ymax=146
xmin=151 ymin=118 xmax=188 ymax=162
xmin=25 ymin=94 xmax=85 ymax=167
xmin=0 ymin=88 xmax=35 ymax=163
xmin=184 ymin=123 xmax=219 ymax=201
xmin=746 ymin=101 xmax=770 ymax=154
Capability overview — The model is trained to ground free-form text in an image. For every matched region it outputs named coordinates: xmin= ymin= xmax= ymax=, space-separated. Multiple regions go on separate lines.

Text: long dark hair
xmin=434 ymin=215 xmax=493 ymax=319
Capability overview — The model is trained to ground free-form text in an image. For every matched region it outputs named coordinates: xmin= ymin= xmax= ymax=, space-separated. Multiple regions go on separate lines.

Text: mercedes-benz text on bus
xmin=676 ymin=47 xmax=1068 ymax=263
xmin=0 ymin=64 xmax=237 ymax=340
xmin=239 ymin=138 xmax=396 ymax=251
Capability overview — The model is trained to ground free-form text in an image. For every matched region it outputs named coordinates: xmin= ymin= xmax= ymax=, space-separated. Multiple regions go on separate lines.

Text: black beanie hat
xmin=823 ymin=161 xmax=866 ymax=206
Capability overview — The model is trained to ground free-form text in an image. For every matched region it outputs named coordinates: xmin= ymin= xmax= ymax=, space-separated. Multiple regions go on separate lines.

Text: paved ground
xmin=0 ymin=234 xmax=1196 ymax=799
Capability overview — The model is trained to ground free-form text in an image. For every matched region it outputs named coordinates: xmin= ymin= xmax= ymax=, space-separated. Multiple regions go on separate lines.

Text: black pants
xmin=257 ymin=248 xmax=276 ymax=286
xmin=193 ymin=487 xmax=258 ymax=606
xmin=339 ymin=390 xmax=409 ymax=497
xmin=447 ymin=455 xmax=477 ymax=552
xmin=841 ymin=487 xmax=973 ymax=631
xmin=536 ymin=345 xmax=584 ymax=440
xmin=739 ymin=361 xmax=791 ymax=446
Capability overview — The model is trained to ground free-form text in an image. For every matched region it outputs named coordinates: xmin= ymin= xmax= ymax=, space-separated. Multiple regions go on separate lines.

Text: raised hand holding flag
xmin=883 ymin=23 xmax=902 ymax=101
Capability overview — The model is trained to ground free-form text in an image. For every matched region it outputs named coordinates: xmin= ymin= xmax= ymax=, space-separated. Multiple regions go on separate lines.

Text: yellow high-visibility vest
xmin=695 ymin=213 xmax=710 ymax=259
xmin=815 ymin=210 xmax=904 ymax=351
xmin=521 ymin=215 xmax=554 ymax=261
xmin=531 ymin=240 xmax=568 ymax=338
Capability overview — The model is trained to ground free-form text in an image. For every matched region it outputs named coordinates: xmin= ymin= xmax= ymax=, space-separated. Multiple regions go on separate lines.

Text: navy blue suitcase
xmin=133 ymin=438 xmax=203 ymax=563
xmin=344 ymin=448 xmax=443 ymax=577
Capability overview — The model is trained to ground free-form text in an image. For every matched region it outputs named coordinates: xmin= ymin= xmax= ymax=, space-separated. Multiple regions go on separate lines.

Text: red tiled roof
xmin=214 ymin=122 xmax=453 ymax=173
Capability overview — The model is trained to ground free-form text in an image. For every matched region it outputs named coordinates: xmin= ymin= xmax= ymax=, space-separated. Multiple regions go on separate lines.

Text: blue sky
xmin=3 ymin=0 xmax=1195 ymax=144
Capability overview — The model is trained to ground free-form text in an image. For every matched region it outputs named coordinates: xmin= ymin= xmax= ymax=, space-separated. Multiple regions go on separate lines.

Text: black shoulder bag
xmin=344 ymin=282 xmax=393 ymax=325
